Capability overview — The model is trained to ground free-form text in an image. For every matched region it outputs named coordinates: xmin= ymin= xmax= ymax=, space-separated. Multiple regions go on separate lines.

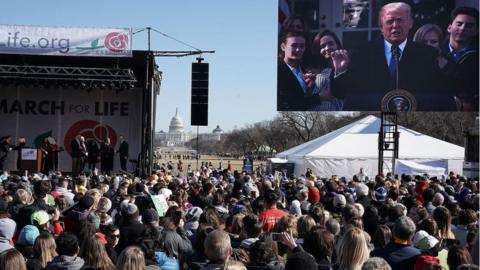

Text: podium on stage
xmin=19 ymin=148 xmax=41 ymax=173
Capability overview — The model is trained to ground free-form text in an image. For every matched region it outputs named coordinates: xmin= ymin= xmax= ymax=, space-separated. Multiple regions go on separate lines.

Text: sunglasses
xmin=109 ymin=235 xmax=120 ymax=239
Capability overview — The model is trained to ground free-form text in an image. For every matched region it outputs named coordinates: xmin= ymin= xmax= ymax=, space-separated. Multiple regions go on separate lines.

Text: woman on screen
xmin=307 ymin=30 xmax=346 ymax=111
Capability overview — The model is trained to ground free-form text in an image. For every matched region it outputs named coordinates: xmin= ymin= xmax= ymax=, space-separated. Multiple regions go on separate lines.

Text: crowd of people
xmin=0 ymin=160 xmax=476 ymax=270
xmin=277 ymin=2 xmax=479 ymax=111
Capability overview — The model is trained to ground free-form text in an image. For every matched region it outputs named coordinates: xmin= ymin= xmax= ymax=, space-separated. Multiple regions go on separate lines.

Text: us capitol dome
xmin=168 ymin=108 xmax=185 ymax=133
xmin=155 ymin=109 xmax=224 ymax=147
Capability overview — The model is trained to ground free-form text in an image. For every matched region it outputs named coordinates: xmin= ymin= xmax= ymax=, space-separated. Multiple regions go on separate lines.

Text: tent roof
xmin=277 ymin=115 xmax=464 ymax=160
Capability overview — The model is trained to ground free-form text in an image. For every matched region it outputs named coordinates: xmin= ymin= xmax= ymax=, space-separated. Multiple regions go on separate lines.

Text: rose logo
xmin=104 ymin=32 xmax=129 ymax=52
xmin=64 ymin=120 xmax=118 ymax=157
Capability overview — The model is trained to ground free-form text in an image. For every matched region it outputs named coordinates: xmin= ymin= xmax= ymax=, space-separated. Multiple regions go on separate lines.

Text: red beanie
xmin=308 ymin=187 xmax=320 ymax=203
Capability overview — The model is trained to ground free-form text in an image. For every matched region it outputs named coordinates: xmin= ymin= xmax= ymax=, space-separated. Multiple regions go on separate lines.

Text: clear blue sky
xmin=1 ymin=0 xmax=279 ymax=133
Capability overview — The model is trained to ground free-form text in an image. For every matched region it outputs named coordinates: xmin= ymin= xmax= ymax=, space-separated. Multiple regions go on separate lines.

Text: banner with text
xmin=0 ymin=25 xmax=132 ymax=57
xmin=0 ymin=86 xmax=142 ymax=172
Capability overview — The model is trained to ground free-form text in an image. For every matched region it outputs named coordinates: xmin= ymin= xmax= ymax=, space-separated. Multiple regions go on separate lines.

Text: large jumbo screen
xmin=277 ymin=0 xmax=479 ymax=112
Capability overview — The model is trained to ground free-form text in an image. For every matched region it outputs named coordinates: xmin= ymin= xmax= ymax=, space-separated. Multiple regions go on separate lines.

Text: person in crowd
xmin=16 ymin=224 xmax=40 ymax=259
xmin=448 ymin=245 xmax=474 ymax=270
xmin=331 ymin=2 xmax=455 ymax=111
xmin=117 ymin=135 xmax=129 ymax=172
xmin=453 ymin=209 xmax=478 ymax=246
xmin=116 ymin=202 xmax=146 ymax=252
xmin=202 ymin=229 xmax=234 ymax=270
xmin=362 ymin=257 xmax=392 ymax=270
xmin=161 ymin=212 xmax=192 ymax=259
xmin=63 ymin=195 xmax=95 ymax=237
xmin=79 ymin=235 xmax=115 ymax=270
xmin=0 ymin=248 xmax=27 ymax=270
xmin=0 ymin=135 xmax=13 ymax=171
xmin=115 ymin=246 xmax=146 ymax=270
xmin=433 ymin=206 xmax=455 ymax=239
xmin=443 ymin=6 xmax=479 ymax=111
xmin=335 ymin=226 xmax=370 ymax=270
xmin=100 ymin=137 xmax=115 ymax=175
xmin=0 ymin=199 xmax=16 ymax=253
xmin=302 ymin=228 xmax=335 ymax=268
xmin=46 ymin=232 xmax=86 ymax=270
xmin=371 ymin=216 xmax=421 ymax=270
xmin=259 ymin=189 xmax=287 ymax=232
xmin=27 ymin=234 xmax=58 ymax=270
xmin=104 ymin=224 xmax=120 ymax=264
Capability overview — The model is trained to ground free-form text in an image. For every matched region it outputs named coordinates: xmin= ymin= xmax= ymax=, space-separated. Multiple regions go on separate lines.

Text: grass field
xmin=155 ymin=154 xmax=267 ymax=172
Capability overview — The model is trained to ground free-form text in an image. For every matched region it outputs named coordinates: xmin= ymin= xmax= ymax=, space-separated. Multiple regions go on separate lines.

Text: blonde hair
xmin=413 ymin=24 xmax=444 ymax=44
xmin=33 ymin=234 xmax=58 ymax=268
xmin=226 ymin=259 xmax=247 ymax=270
xmin=0 ymin=249 xmax=26 ymax=270
xmin=80 ymin=236 xmax=114 ymax=270
xmin=336 ymin=227 xmax=370 ymax=270
xmin=86 ymin=189 xmax=102 ymax=209
xmin=15 ymin=189 xmax=33 ymax=205
xmin=115 ymin=246 xmax=145 ymax=270
xmin=274 ymin=214 xmax=298 ymax=238
xmin=297 ymin=215 xmax=316 ymax=239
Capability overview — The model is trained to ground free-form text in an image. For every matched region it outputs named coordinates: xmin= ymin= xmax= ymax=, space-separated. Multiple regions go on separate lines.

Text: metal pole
xmin=196 ymin=126 xmax=199 ymax=171
xmin=147 ymin=27 xmax=151 ymax=52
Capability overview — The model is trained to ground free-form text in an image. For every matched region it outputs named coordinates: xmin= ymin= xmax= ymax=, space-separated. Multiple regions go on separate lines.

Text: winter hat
xmin=375 ymin=187 xmax=388 ymax=202
xmin=97 ymin=197 xmax=112 ymax=213
xmin=308 ymin=187 xmax=320 ymax=203
xmin=231 ymin=204 xmax=247 ymax=215
xmin=345 ymin=187 xmax=357 ymax=200
xmin=285 ymin=251 xmax=318 ymax=270
xmin=355 ymin=183 xmax=369 ymax=197
xmin=123 ymin=203 xmax=138 ymax=215
xmin=186 ymin=207 xmax=203 ymax=222
xmin=0 ymin=218 xmax=16 ymax=240
xmin=88 ymin=213 xmax=101 ymax=230
xmin=333 ymin=194 xmax=346 ymax=208
xmin=290 ymin=200 xmax=302 ymax=216
xmin=17 ymin=225 xmax=40 ymax=246
xmin=31 ymin=210 xmax=49 ymax=226
xmin=142 ymin=208 xmax=159 ymax=224
xmin=78 ymin=195 xmax=95 ymax=210
xmin=300 ymin=201 xmax=311 ymax=212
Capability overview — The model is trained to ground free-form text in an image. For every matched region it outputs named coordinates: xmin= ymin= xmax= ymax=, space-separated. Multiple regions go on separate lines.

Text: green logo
xmin=76 ymin=38 xmax=105 ymax=50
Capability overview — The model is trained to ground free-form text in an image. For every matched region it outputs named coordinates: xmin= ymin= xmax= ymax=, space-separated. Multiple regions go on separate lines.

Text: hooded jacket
xmin=45 ymin=255 xmax=86 ymax=270
xmin=0 ymin=218 xmax=16 ymax=253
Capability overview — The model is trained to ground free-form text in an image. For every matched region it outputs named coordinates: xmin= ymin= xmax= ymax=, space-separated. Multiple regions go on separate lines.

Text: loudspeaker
xmin=191 ymin=62 xmax=209 ymax=126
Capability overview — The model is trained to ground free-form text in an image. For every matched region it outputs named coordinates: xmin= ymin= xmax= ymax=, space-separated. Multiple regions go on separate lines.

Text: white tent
xmin=276 ymin=115 xmax=464 ymax=178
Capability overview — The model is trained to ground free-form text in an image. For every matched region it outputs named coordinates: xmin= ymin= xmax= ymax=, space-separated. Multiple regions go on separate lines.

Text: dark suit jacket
xmin=371 ymin=242 xmax=421 ymax=270
xmin=332 ymin=38 xmax=456 ymax=111
xmin=70 ymin=139 xmax=87 ymax=158
xmin=277 ymin=61 xmax=321 ymax=111
xmin=442 ymin=41 xmax=479 ymax=110
xmin=119 ymin=141 xmax=129 ymax=157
